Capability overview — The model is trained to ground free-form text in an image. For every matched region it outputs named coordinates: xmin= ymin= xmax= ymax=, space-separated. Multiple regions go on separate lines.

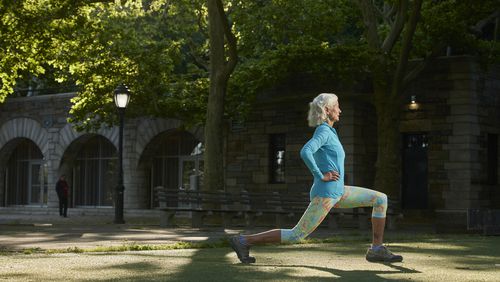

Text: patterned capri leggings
xmin=281 ymin=185 xmax=388 ymax=243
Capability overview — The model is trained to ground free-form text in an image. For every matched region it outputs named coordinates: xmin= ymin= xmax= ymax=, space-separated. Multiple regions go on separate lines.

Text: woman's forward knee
xmin=372 ymin=192 xmax=388 ymax=218
xmin=280 ymin=228 xmax=307 ymax=243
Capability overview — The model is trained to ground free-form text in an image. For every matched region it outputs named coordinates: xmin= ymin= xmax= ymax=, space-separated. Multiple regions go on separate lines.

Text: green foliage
xmin=231 ymin=0 xmax=360 ymax=57
xmin=227 ymin=42 xmax=372 ymax=119
xmin=0 ymin=0 xmax=53 ymax=101
xmin=414 ymin=0 xmax=500 ymax=59
xmin=1 ymin=0 xmax=210 ymax=130
xmin=1 ymin=0 xmax=498 ymax=129
xmin=49 ymin=0 xmax=210 ymax=130
xmin=226 ymin=0 xmax=368 ymax=120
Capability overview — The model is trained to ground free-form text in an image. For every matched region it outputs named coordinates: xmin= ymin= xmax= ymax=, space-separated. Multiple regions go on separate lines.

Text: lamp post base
xmin=114 ymin=185 xmax=125 ymax=224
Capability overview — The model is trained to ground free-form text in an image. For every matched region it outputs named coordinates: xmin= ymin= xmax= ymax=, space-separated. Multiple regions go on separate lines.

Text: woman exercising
xmin=229 ymin=93 xmax=403 ymax=264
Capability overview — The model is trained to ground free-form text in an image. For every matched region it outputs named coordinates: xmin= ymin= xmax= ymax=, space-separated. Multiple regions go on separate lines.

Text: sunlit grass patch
xmin=13 ymin=232 xmax=499 ymax=256
xmin=22 ymin=247 xmax=43 ymax=255
xmin=41 ymin=240 xmax=229 ymax=254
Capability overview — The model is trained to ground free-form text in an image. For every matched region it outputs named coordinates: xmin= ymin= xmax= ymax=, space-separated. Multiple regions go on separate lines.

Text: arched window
xmin=152 ymin=131 xmax=203 ymax=189
xmin=5 ymin=139 xmax=46 ymax=206
xmin=73 ymin=136 xmax=117 ymax=207
xmin=141 ymin=130 xmax=203 ymax=208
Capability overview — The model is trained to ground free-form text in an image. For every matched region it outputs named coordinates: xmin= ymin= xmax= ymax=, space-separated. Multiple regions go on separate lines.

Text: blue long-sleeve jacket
xmin=300 ymin=122 xmax=345 ymax=199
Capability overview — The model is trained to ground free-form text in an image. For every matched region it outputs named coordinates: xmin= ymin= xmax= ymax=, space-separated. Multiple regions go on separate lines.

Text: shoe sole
xmin=366 ymin=257 xmax=403 ymax=263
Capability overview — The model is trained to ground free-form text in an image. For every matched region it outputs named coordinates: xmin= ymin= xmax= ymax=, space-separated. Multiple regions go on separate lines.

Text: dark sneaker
xmin=229 ymin=236 xmax=256 ymax=264
xmin=366 ymin=245 xmax=403 ymax=263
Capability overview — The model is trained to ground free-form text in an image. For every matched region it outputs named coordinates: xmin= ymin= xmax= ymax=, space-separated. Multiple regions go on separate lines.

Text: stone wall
xmin=401 ymin=56 xmax=500 ymax=213
xmin=0 ymin=56 xmax=498 ymax=220
xmin=225 ymin=91 xmax=313 ymax=194
xmin=476 ymin=62 xmax=500 ymax=208
xmin=0 ymin=93 xmax=74 ymax=208
xmin=224 ymin=82 xmax=375 ymax=195
xmin=0 ymin=92 xmax=202 ymax=210
xmin=228 ymin=56 xmax=500 ymax=216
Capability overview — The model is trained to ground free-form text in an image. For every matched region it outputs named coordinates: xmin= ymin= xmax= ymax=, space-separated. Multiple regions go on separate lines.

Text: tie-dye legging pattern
xmin=281 ymin=185 xmax=388 ymax=243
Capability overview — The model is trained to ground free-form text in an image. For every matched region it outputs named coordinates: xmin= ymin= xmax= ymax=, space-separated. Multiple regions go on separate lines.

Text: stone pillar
xmin=437 ymin=58 xmax=482 ymax=232
xmin=444 ymin=59 xmax=481 ymax=210
xmin=46 ymin=126 xmax=63 ymax=209
xmin=123 ymin=119 xmax=143 ymax=209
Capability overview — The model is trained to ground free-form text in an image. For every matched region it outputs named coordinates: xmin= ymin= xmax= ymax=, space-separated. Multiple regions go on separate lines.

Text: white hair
xmin=307 ymin=93 xmax=339 ymax=127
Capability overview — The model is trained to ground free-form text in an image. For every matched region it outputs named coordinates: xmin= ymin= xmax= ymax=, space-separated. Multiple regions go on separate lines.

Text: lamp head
xmin=114 ymin=84 xmax=130 ymax=109
xmin=408 ymin=95 xmax=419 ymax=111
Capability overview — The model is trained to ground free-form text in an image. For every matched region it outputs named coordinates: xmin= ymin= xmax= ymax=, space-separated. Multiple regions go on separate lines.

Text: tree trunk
xmin=204 ymin=77 xmax=226 ymax=191
xmin=355 ymin=0 xmax=423 ymax=201
xmin=204 ymin=0 xmax=237 ymax=191
xmin=373 ymin=83 xmax=401 ymax=200
xmin=368 ymin=58 xmax=402 ymax=199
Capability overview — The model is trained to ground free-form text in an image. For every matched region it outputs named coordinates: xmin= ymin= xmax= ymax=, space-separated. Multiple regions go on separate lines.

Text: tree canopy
xmin=2 ymin=0 xmax=497 ymax=128
xmin=1 ymin=0 xmax=499 ymax=194
xmin=1 ymin=0 xmax=210 ymax=130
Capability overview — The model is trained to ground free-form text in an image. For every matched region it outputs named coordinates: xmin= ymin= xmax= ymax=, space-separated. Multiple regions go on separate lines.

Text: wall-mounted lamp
xmin=408 ymin=95 xmax=419 ymax=111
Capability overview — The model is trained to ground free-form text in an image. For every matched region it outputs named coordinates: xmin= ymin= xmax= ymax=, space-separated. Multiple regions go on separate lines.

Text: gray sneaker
xmin=366 ymin=245 xmax=403 ymax=263
xmin=229 ymin=236 xmax=256 ymax=264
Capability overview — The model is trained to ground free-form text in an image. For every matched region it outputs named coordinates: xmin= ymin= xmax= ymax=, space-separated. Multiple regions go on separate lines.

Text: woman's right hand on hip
xmin=322 ymin=170 xmax=340 ymax=182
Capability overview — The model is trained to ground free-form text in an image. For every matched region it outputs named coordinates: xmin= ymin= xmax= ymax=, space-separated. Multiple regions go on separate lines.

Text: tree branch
xmin=187 ymin=40 xmax=209 ymax=72
xmin=356 ymin=0 xmax=381 ymax=48
xmin=495 ymin=16 xmax=499 ymax=41
xmin=470 ymin=10 xmax=500 ymax=36
xmin=376 ymin=2 xmax=397 ymax=26
xmin=373 ymin=2 xmax=386 ymax=22
xmin=392 ymin=0 xmax=423 ymax=96
xmin=215 ymin=0 xmax=237 ymax=79
xmin=381 ymin=0 xmax=408 ymax=53
xmin=384 ymin=2 xmax=398 ymax=20
xmin=402 ymin=42 xmax=447 ymax=89
xmin=402 ymin=9 xmax=500 ymax=87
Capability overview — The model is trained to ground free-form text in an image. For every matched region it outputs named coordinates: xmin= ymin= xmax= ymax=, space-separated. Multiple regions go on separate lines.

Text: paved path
xmin=1 ymin=235 xmax=499 ymax=282
xmin=0 ymin=213 xmax=244 ymax=251
xmin=0 ymin=213 xmax=349 ymax=251
xmin=0 ymin=225 xmax=235 ymax=251
xmin=2 ymin=213 xmax=499 ymax=281
xmin=0 ymin=211 xmax=435 ymax=251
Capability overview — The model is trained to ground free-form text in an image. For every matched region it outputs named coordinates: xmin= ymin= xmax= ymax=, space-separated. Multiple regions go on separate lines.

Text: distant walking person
xmin=229 ymin=93 xmax=403 ymax=264
xmin=56 ymin=175 xmax=69 ymax=217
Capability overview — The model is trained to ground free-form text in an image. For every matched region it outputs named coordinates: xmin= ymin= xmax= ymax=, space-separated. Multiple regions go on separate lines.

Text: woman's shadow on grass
xmin=160 ymin=244 xmax=420 ymax=282
xmin=251 ymin=262 xmax=420 ymax=281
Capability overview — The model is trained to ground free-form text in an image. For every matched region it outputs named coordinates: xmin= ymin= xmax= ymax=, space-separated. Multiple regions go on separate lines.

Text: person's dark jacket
xmin=56 ymin=179 xmax=69 ymax=198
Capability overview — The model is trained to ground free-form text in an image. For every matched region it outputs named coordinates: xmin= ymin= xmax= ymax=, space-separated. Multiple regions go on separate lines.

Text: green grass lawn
xmin=0 ymin=233 xmax=499 ymax=281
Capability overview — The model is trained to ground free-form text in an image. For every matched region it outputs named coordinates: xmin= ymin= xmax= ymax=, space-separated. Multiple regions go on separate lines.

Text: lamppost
xmin=113 ymin=84 xmax=130 ymax=224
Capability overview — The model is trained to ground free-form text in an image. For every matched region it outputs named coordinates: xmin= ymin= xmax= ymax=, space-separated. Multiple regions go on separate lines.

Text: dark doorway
xmin=402 ymin=133 xmax=428 ymax=209
xmin=72 ymin=136 xmax=117 ymax=207
xmin=140 ymin=130 xmax=203 ymax=208
xmin=5 ymin=138 xmax=46 ymax=206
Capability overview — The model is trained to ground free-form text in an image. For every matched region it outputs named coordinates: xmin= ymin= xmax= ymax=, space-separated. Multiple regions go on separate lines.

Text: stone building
xmin=0 ymin=92 xmax=204 ymax=213
xmin=399 ymin=56 xmax=500 ymax=229
xmin=225 ymin=56 xmax=500 ymax=230
xmin=0 ymin=56 xmax=498 ymax=229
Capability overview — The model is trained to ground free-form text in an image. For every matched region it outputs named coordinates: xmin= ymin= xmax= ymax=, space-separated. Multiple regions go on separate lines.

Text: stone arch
xmin=132 ymin=118 xmax=203 ymax=209
xmin=0 ymin=118 xmax=49 ymax=207
xmin=60 ymin=134 xmax=118 ymax=207
xmin=134 ymin=118 xmax=203 ymax=162
xmin=0 ymin=117 xmax=49 ymax=157
xmin=54 ymin=123 xmax=118 ymax=171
